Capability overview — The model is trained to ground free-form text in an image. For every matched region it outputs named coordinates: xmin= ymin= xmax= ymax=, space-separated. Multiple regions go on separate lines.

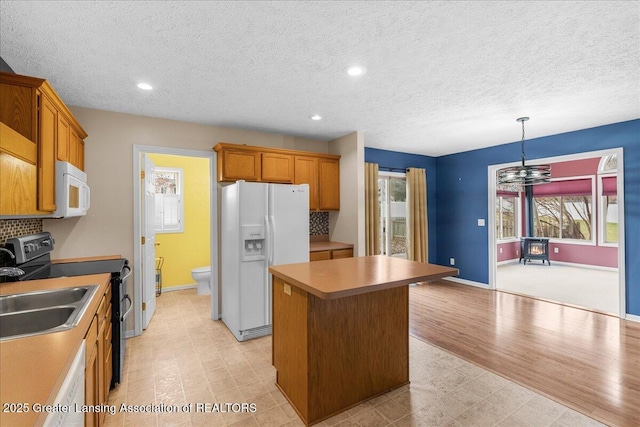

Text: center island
xmin=268 ymin=255 xmax=459 ymax=426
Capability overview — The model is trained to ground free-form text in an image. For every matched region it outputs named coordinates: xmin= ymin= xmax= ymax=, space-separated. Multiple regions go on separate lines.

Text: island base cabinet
xmin=272 ymin=276 xmax=409 ymax=425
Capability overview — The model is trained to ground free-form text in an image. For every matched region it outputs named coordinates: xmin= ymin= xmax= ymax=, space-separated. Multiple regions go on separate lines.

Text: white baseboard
xmin=549 ymin=260 xmax=618 ymax=272
xmin=443 ymin=277 xmax=490 ymax=289
xmin=161 ymin=284 xmax=197 ymax=292
xmin=124 ymin=329 xmax=136 ymax=339
xmin=497 ymin=259 xmax=617 ymax=272
xmin=625 ymin=313 xmax=640 ymax=323
xmin=497 ymin=259 xmax=520 ymax=266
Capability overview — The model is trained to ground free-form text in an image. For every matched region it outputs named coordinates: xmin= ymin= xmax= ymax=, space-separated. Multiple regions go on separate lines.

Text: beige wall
xmin=328 ymin=131 xmax=366 ymax=256
xmin=43 ymin=106 xmax=329 ymax=265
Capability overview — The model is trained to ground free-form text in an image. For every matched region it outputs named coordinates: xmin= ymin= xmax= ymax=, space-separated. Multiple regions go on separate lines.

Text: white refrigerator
xmin=221 ymin=180 xmax=309 ymax=341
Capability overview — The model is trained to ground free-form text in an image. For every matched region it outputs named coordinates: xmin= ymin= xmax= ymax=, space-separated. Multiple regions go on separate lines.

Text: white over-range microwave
xmin=53 ymin=161 xmax=90 ymax=218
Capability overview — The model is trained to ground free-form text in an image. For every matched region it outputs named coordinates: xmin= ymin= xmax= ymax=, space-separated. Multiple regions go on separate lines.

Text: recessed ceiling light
xmin=346 ymin=65 xmax=367 ymax=76
xmin=310 ymin=115 xmax=322 ymax=121
xmin=137 ymin=82 xmax=153 ymax=90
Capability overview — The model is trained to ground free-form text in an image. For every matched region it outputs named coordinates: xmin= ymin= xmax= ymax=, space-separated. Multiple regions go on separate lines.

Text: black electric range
xmin=2 ymin=232 xmax=131 ymax=388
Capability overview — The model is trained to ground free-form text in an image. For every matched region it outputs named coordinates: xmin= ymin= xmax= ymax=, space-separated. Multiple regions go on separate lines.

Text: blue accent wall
xmin=435 ymin=119 xmax=640 ymax=315
xmin=364 ymin=148 xmax=438 ymax=264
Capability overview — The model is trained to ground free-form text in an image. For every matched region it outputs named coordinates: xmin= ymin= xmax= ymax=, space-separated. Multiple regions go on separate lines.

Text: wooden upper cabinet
xmin=262 ymin=152 xmax=294 ymax=183
xmin=69 ymin=127 xmax=84 ymax=169
xmin=318 ymin=158 xmax=340 ymax=210
xmin=57 ymin=113 xmax=70 ymax=162
xmin=0 ymin=124 xmax=38 ymax=215
xmin=0 ymin=82 xmax=36 ymax=141
xmin=38 ymin=93 xmax=58 ymax=212
xmin=214 ymin=143 xmax=340 ymax=210
xmin=0 ymin=71 xmax=88 ymax=215
xmin=294 ymin=156 xmax=319 ymax=210
xmin=218 ymin=147 xmax=261 ymax=182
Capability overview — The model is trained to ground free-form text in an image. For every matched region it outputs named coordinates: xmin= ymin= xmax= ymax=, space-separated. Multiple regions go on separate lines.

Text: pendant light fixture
xmin=497 ymin=117 xmax=551 ymax=186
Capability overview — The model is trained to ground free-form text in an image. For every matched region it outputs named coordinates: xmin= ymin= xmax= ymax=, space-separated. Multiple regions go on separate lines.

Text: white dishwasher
xmin=44 ymin=340 xmax=85 ymax=427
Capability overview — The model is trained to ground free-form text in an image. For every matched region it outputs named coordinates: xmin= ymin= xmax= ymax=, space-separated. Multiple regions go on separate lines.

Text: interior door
xmin=142 ymin=154 xmax=156 ymax=329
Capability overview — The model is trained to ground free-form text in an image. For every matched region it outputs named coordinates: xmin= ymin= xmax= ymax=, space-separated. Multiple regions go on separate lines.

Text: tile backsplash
xmin=309 ymin=211 xmax=329 ymax=235
xmin=0 ymin=219 xmax=43 ymax=244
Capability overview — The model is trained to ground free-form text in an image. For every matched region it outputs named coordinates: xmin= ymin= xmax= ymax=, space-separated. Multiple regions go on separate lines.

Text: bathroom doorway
xmin=133 ymin=145 xmax=218 ymax=337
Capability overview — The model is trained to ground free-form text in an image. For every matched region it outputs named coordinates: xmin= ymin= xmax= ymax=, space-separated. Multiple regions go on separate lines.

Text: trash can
xmin=155 ymin=256 xmax=164 ymax=296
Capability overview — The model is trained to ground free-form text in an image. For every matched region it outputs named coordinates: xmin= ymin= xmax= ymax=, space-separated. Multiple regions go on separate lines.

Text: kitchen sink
xmin=0 ymin=287 xmax=92 ymax=314
xmin=0 ymin=285 xmax=99 ymax=341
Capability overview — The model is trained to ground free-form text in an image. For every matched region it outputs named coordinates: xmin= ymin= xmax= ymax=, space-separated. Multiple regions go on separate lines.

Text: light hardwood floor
xmin=409 ymin=280 xmax=640 ymax=427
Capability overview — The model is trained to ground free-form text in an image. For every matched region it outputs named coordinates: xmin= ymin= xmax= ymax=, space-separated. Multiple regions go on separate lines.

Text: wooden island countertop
xmin=269 ymin=255 xmax=458 ymax=299
xmin=268 ymin=255 xmax=458 ymax=425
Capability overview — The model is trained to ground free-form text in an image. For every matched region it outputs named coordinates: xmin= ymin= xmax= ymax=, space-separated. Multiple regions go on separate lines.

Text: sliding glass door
xmin=378 ymin=172 xmax=407 ymax=258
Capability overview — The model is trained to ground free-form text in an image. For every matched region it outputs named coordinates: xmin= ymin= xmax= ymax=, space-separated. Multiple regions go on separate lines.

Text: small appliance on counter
xmin=1 ymin=232 xmax=130 ymax=388
xmin=221 ymin=180 xmax=309 ymax=341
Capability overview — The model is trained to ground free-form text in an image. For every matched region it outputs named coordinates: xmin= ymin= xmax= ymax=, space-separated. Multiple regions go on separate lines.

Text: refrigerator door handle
xmin=265 ymin=215 xmax=271 ymax=265
xmin=269 ymin=215 xmax=276 ymax=266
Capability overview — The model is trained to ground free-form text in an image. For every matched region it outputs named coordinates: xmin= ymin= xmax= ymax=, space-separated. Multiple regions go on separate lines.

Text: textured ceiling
xmin=1 ymin=1 xmax=638 ymax=156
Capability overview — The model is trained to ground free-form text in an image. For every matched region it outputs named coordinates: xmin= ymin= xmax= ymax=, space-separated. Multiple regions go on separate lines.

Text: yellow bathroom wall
xmin=147 ymin=154 xmax=210 ymax=289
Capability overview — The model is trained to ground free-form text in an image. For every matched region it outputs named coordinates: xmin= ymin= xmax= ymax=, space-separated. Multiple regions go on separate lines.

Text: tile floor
xmin=104 ymin=290 xmax=604 ymax=427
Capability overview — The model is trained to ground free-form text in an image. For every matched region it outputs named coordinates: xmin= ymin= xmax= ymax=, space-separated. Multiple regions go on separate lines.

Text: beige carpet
xmin=496 ymin=262 xmax=619 ymax=315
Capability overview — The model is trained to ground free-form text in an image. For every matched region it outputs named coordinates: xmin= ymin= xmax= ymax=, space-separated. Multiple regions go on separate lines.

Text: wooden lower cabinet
xmin=103 ymin=287 xmax=113 ymax=407
xmin=84 ymin=286 xmax=112 ymax=426
xmin=310 ymin=250 xmax=331 ymax=262
xmin=331 ymin=248 xmax=353 ymax=259
xmin=97 ymin=288 xmax=113 ymax=425
xmin=310 ymin=248 xmax=353 ymax=261
xmin=85 ymin=316 xmax=100 ymax=427
xmin=272 ymin=276 xmax=409 ymax=425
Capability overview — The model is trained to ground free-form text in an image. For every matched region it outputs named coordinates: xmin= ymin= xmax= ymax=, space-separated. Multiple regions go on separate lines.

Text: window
xmin=532 ymin=178 xmax=594 ymax=242
xmin=602 ymin=193 xmax=618 ymax=244
xmin=496 ymin=196 xmax=518 ymax=240
xmin=154 ymin=168 xmax=183 ymax=233
xmin=378 ymin=172 xmax=407 ymax=258
xmin=598 ymin=153 xmax=618 ymax=245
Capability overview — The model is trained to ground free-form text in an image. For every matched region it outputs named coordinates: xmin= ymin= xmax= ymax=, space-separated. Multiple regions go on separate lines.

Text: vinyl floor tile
xmin=103 ymin=289 xmax=603 ymax=427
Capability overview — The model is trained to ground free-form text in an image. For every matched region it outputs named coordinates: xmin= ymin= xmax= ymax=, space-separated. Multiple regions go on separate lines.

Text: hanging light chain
xmin=497 ymin=116 xmax=550 ymax=186
xmin=518 ymin=117 xmax=529 ymax=167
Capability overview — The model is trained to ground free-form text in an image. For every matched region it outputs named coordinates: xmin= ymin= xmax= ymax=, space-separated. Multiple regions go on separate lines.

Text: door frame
xmin=487 ymin=147 xmax=626 ymax=318
xmin=132 ymin=145 xmax=218 ymax=336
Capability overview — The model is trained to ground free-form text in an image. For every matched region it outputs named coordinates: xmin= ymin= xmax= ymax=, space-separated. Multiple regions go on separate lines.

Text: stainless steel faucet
xmin=0 ymin=248 xmax=25 ymax=276
xmin=0 ymin=247 xmax=16 ymax=259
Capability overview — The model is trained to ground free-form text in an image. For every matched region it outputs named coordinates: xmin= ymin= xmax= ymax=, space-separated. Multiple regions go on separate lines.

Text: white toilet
xmin=191 ymin=266 xmax=211 ymax=295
